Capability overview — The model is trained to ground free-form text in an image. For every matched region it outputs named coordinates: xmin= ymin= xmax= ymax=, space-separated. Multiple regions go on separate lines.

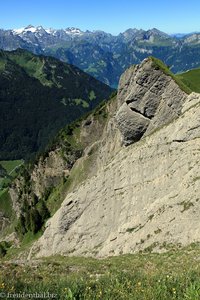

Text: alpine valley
xmin=1 ymin=25 xmax=200 ymax=87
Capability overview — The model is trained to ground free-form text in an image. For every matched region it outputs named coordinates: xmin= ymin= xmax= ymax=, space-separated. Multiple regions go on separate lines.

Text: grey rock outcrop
xmin=115 ymin=58 xmax=187 ymax=145
xmin=31 ymin=149 xmax=70 ymax=198
xmin=29 ymin=57 xmax=200 ymax=258
xmin=8 ymin=146 xmax=81 ymax=221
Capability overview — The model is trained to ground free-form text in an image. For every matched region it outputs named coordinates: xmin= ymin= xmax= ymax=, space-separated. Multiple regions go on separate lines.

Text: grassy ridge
xmin=150 ymin=57 xmax=192 ymax=94
xmin=1 ymin=245 xmax=200 ymax=299
xmin=176 ymin=68 xmax=200 ymax=93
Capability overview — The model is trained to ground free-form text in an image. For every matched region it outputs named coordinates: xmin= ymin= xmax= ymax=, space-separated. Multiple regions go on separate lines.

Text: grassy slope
xmin=0 ymin=160 xmax=23 ymax=189
xmin=0 ymin=49 xmax=113 ymax=160
xmin=1 ymin=244 xmax=200 ymax=299
xmin=9 ymin=51 xmax=52 ymax=86
xmin=151 ymin=57 xmax=200 ymax=94
xmin=176 ymin=68 xmax=200 ymax=93
xmin=0 ymin=160 xmax=23 ymax=175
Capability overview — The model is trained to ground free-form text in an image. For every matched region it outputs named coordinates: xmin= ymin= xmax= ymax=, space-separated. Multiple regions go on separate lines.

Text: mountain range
xmin=1 ymin=25 xmax=200 ymax=87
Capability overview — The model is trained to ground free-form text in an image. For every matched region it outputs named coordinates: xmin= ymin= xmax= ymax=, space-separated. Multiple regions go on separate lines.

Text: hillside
xmin=1 ymin=26 xmax=200 ymax=87
xmin=0 ymin=160 xmax=23 ymax=189
xmin=176 ymin=67 xmax=200 ymax=93
xmin=0 ymin=165 xmax=6 ymax=177
xmin=1 ymin=57 xmax=199 ymax=260
xmin=0 ymin=57 xmax=200 ymax=299
xmin=0 ymin=49 xmax=113 ymax=160
xmin=1 ymin=247 xmax=200 ymax=299
xmin=32 ymin=57 xmax=200 ymax=258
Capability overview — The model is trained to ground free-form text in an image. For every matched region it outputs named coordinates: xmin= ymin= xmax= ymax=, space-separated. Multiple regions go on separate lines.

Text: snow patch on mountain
xmin=13 ymin=25 xmax=84 ymax=37
xmin=13 ymin=25 xmax=38 ymax=35
xmin=65 ymin=27 xmax=83 ymax=35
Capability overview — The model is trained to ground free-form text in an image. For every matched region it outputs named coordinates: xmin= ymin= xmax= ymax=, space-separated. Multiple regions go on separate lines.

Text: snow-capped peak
xmin=13 ymin=25 xmax=46 ymax=35
xmin=45 ymin=28 xmax=54 ymax=34
xmin=12 ymin=25 xmax=83 ymax=37
xmin=13 ymin=27 xmax=25 ymax=34
xmin=65 ymin=27 xmax=83 ymax=35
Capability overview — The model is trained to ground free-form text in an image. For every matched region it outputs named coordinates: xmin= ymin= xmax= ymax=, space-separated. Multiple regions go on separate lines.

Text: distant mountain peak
xmin=13 ymin=25 xmax=47 ymax=35
xmin=13 ymin=27 xmax=25 ymax=34
xmin=120 ymin=27 xmax=170 ymax=41
xmin=65 ymin=27 xmax=83 ymax=35
xmin=13 ymin=25 xmax=37 ymax=34
xmin=25 ymin=24 xmax=35 ymax=29
xmin=147 ymin=28 xmax=169 ymax=37
xmin=12 ymin=25 xmax=84 ymax=37
xmin=123 ymin=28 xmax=140 ymax=33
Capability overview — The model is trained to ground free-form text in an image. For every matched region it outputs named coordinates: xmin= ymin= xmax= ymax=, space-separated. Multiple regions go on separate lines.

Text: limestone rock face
xmin=30 ymin=149 xmax=71 ymax=198
xmin=115 ymin=103 xmax=150 ymax=144
xmin=9 ymin=148 xmax=69 ymax=217
xmin=115 ymin=58 xmax=187 ymax=145
xmin=32 ymin=89 xmax=200 ymax=258
xmin=9 ymin=137 xmax=85 ymax=215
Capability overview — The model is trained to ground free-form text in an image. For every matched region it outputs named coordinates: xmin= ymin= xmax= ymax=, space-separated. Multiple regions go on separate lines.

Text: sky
xmin=1 ymin=0 xmax=200 ymax=35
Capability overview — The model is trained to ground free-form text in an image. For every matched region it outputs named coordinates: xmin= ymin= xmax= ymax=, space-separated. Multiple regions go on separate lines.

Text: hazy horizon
xmin=1 ymin=24 xmax=198 ymax=37
xmin=1 ymin=0 xmax=200 ymax=36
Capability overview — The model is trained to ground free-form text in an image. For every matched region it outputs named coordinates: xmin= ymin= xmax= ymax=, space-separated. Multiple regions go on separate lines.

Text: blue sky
xmin=1 ymin=0 xmax=200 ymax=34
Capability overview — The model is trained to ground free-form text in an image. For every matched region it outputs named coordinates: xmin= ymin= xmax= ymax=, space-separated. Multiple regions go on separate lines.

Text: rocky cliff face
xmin=8 ymin=148 xmax=69 ymax=219
xmin=27 ymin=58 xmax=200 ymax=258
xmin=115 ymin=58 xmax=187 ymax=145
